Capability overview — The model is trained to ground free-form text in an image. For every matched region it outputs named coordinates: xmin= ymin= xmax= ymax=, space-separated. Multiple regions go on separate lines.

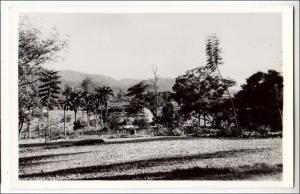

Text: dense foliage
xmin=235 ymin=70 xmax=283 ymax=131
xmin=18 ymin=20 xmax=67 ymax=135
xmin=173 ymin=68 xmax=236 ymax=128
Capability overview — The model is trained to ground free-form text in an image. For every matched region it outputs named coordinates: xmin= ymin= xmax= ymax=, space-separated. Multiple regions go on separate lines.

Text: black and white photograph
xmin=1 ymin=1 xmax=298 ymax=193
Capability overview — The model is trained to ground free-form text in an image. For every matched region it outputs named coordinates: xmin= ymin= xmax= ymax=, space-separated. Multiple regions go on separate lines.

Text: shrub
xmin=47 ymin=129 xmax=62 ymax=141
xmin=73 ymin=120 xmax=87 ymax=131
xmin=129 ymin=129 xmax=135 ymax=135
xmin=156 ymin=126 xmax=169 ymax=136
xmin=69 ymin=133 xmax=79 ymax=139
xmin=216 ymin=125 xmax=241 ymax=137
xmin=61 ymin=114 xmax=72 ymax=123
xmin=66 ymin=115 xmax=72 ymax=122
xmin=183 ymin=126 xmax=195 ymax=135
xmin=193 ymin=127 xmax=212 ymax=136
xmin=172 ymin=127 xmax=184 ymax=136
xmin=258 ymin=125 xmax=271 ymax=137
xmin=133 ymin=118 xmax=149 ymax=129
xmin=102 ymin=126 xmax=109 ymax=131
xmin=108 ymin=113 xmax=122 ymax=130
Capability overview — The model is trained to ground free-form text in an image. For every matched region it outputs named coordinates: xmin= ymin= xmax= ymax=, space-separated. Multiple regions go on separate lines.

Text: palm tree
xmin=95 ymin=86 xmax=113 ymax=129
xmin=60 ymin=86 xmax=72 ymax=135
xmin=69 ymin=91 xmax=83 ymax=122
xmin=94 ymin=88 xmax=103 ymax=129
xmin=81 ymin=91 xmax=95 ymax=129
xmin=101 ymin=86 xmax=113 ymax=128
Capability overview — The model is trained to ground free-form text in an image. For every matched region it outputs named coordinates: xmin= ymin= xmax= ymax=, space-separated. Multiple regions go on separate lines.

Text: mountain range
xmin=58 ymin=70 xmax=175 ymax=92
xmin=58 ymin=70 xmax=239 ymax=94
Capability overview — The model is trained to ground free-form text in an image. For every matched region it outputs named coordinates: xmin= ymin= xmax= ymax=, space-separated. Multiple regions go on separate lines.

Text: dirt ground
xmin=19 ymin=136 xmax=282 ymax=180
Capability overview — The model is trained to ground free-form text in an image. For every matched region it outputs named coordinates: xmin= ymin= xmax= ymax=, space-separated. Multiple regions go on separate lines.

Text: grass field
xmin=19 ymin=136 xmax=282 ymax=180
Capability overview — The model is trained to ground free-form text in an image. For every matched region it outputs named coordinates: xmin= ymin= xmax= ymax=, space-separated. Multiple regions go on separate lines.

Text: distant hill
xmin=58 ymin=70 xmax=239 ymax=94
xmin=58 ymin=70 xmax=175 ymax=92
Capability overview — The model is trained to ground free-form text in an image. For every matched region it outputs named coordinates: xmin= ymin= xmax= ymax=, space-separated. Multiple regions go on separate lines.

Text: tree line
xmin=18 ymin=21 xmax=283 ymax=140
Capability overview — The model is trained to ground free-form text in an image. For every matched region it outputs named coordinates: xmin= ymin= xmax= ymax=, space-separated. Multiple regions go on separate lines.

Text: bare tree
xmin=151 ymin=65 xmax=159 ymax=119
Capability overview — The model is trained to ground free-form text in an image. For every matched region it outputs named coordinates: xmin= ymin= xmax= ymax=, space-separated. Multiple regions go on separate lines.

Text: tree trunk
xmin=95 ymin=115 xmax=98 ymax=130
xmin=27 ymin=121 xmax=31 ymax=139
xmin=18 ymin=109 xmax=25 ymax=138
xmin=87 ymin=111 xmax=91 ymax=130
xmin=104 ymin=103 xmax=108 ymax=129
xmin=87 ymin=111 xmax=90 ymax=124
xmin=37 ymin=118 xmax=40 ymax=132
xmin=45 ymin=111 xmax=49 ymax=144
xmin=48 ymin=111 xmax=51 ymax=141
xmin=100 ymin=110 xmax=103 ymax=130
xmin=19 ymin=117 xmax=24 ymax=135
xmin=64 ymin=108 xmax=66 ymax=136
xmin=215 ymin=66 xmax=239 ymax=132
xmin=74 ymin=110 xmax=77 ymax=121
xmin=273 ymin=85 xmax=283 ymax=122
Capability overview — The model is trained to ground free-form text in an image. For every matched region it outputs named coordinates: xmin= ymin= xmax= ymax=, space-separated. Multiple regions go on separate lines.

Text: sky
xmin=22 ymin=13 xmax=282 ymax=88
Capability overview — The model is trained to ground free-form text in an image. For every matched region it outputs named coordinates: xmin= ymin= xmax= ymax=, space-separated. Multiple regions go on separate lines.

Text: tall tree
xmin=69 ymin=91 xmax=83 ymax=122
xmin=80 ymin=77 xmax=95 ymax=124
xmin=205 ymin=34 xmax=239 ymax=132
xmin=116 ymin=88 xmax=126 ymax=102
xmin=160 ymin=101 xmax=179 ymax=128
xmin=38 ymin=69 xmax=61 ymax=142
xmin=80 ymin=77 xmax=95 ymax=93
xmin=151 ymin=65 xmax=160 ymax=119
xmin=60 ymin=85 xmax=72 ymax=135
xmin=18 ymin=19 xmax=67 ymax=136
xmin=235 ymin=70 xmax=283 ymax=131
xmin=18 ymin=20 xmax=67 ymax=88
xmin=96 ymin=86 xmax=113 ymax=129
xmin=94 ymin=88 xmax=104 ymax=129
xmin=173 ymin=71 xmax=235 ymax=127
xmin=18 ymin=81 xmax=41 ymax=136
xmin=126 ymin=81 xmax=150 ymax=113
xmin=82 ymin=92 xmax=96 ymax=128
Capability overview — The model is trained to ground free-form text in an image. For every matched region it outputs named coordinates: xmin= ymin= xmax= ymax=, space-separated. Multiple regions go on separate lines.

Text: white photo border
xmin=1 ymin=1 xmax=298 ymax=193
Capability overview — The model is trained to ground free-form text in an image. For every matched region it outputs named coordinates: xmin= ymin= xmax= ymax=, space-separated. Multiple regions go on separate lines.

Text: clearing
xmin=19 ymin=136 xmax=282 ymax=180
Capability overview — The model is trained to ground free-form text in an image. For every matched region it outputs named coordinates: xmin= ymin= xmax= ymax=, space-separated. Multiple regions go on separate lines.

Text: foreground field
xmin=19 ymin=137 xmax=282 ymax=180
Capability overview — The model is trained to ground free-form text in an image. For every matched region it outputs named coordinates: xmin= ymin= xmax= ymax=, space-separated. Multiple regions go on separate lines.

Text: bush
xmin=183 ymin=126 xmax=195 ymax=135
xmin=193 ymin=127 xmax=212 ymax=136
xmin=66 ymin=115 xmax=72 ymax=122
xmin=47 ymin=129 xmax=64 ymax=141
xmin=216 ymin=126 xmax=241 ymax=137
xmin=172 ymin=127 xmax=184 ymax=136
xmin=69 ymin=133 xmax=79 ymax=139
xmin=133 ymin=118 xmax=149 ymax=129
xmin=73 ymin=120 xmax=87 ymax=131
xmin=258 ymin=125 xmax=271 ymax=137
xmin=61 ymin=114 xmax=72 ymax=123
xmin=108 ymin=113 xmax=122 ymax=130
xmin=155 ymin=126 xmax=169 ymax=136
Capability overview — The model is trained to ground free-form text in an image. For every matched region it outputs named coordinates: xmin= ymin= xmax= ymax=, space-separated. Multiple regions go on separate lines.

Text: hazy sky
xmin=22 ymin=13 xmax=282 ymax=87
